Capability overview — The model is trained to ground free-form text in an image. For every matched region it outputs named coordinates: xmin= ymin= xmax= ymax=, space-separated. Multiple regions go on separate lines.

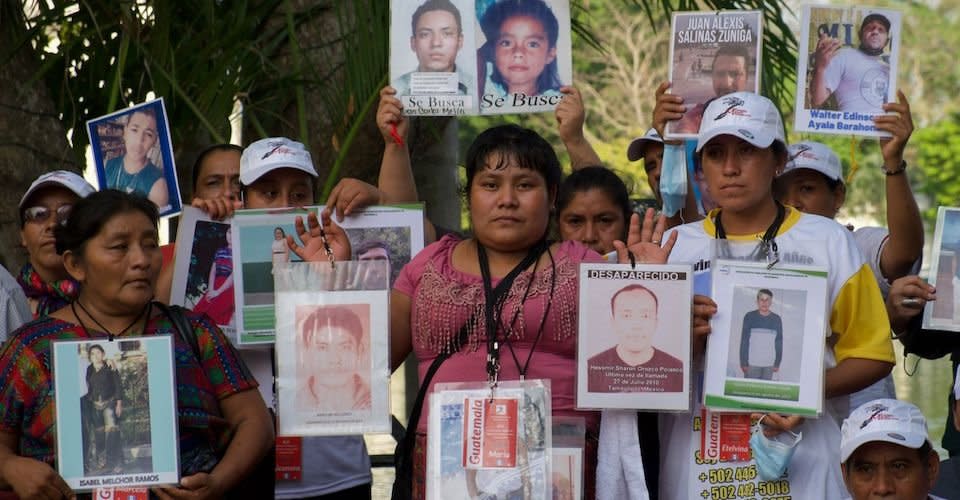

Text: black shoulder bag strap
xmin=391 ymin=240 xmax=547 ymax=500
xmin=154 ymin=302 xmax=201 ymax=357
xmin=154 ymin=301 xmax=274 ymax=497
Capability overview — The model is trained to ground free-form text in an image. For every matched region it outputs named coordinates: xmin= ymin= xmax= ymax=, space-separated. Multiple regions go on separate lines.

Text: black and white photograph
xmin=274 ymin=261 xmax=391 ymax=436
xmin=86 ymin=98 xmax=182 ymax=216
xmin=794 ymin=5 xmax=901 ymax=137
xmin=53 ymin=336 xmax=179 ymax=491
xmin=924 ymin=206 xmax=960 ymax=331
xmin=576 ymin=263 xmax=692 ymax=411
xmin=704 ymin=260 xmax=828 ymax=416
xmin=665 ymin=10 xmax=762 ymax=138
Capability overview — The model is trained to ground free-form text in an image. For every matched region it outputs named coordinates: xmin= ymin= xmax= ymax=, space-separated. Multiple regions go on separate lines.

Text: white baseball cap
xmin=626 ymin=128 xmax=664 ymax=162
xmin=781 ymin=141 xmax=843 ymax=182
xmin=695 ymin=92 xmax=786 ymax=153
xmin=240 ymin=137 xmax=318 ymax=185
xmin=20 ymin=170 xmax=95 ymax=210
xmin=840 ymin=399 xmax=931 ymax=462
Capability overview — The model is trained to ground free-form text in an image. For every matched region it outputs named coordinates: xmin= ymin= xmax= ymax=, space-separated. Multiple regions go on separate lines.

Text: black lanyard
xmin=478 ymin=239 xmax=551 ymax=386
xmin=714 ymin=201 xmax=785 ymax=267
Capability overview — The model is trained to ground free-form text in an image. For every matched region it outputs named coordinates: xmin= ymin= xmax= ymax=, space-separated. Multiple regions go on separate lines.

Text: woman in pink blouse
xmin=391 ymin=124 xmax=674 ymax=499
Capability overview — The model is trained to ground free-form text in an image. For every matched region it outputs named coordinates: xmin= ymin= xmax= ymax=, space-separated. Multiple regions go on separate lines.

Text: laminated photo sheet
xmin=86 ymin=98 xmax=182 ymax=217
xmin=576 ymin=262 xmax=693 ymax=411
xmin=274 ymin=261 xmax=391 ymax=435
xmin=230 ymin=207 xmax=314 ymax=345
xmin=325 ymin=203 xmax=425 ymax=288
xmin=704 ymin=259 xmax=829 ymax=416
xmin=53 ymin=336 xmax=179 ymax=491
xmin=551 ymin=416 xmax=584 ymax=500
xmin=665 ymin=10 xmax=763 ymax=139
xmin=170 ymin=207 xmax=236 ymax=341
xmin=427 ymin=380 xmax=552 ymax=500
xmin=924 ymin=206 xmax=960 ymax=331
xmin=793 ymin=4 xmax=901 ymax=137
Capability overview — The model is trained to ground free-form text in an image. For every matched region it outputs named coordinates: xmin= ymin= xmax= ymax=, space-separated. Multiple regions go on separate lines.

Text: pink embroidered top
xmin=394 ymin=234 xmax=602 ymax=434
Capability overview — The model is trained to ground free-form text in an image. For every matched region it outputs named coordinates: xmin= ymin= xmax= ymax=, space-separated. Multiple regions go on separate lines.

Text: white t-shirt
xmin=658 ymin=208 xmax=893 ymax=500
xmin=823 ymin=47 xmax=890 ymax=113
xmin=240 ymin=349 xmax=373 ymax=498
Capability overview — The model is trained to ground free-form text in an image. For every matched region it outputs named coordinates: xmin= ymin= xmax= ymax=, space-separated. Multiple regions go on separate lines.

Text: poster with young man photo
xmin=390 ymin=0 xmax=478 ymax=115
xmin=576 ymin=262 xmax=692 ymax=411
xmin=704 ymin=259 xmax=829 ymax=416
xmin=794 ymin=5 xmax=901 ymax=137
xmin=86 ymin=98 xmax=182 ymax=217
xmin=666 ymin=10 xmax=762 ymax=139
xmin=274 ymin=261 xmax=391 ymax=436
xmin=53 ymin=336 xmax=179 ymax=491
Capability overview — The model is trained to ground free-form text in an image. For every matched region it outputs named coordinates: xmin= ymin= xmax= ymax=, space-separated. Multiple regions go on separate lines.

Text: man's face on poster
xmin=711 ymin=54 xmax=747 ymax=97
xmin=757 ymin=292 xmax=772 ymax=314
xmin=410 ymin=9 xmax=462 ymax=72
xmin=358 ymin=246 xmax=390 ymax=288
xmin=612 ymin=289 xmax=658 ymax=353
xmin=860 ymin=20 xmax=889 ymax=52
xmin=303 ymin=325 xmax=361 ymax=387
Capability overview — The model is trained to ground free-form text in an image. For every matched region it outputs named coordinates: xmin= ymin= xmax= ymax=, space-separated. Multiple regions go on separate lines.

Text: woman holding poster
xmin=390 ymin=124 xmax=674 ymax=498
xmin=656 ymin=92 xmax=894 ymax=499
xmin=0 ymin=190 xmax=273 ymax=498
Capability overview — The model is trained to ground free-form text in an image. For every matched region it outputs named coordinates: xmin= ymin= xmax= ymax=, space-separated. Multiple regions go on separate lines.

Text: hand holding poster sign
xmin=794 ymin=5 xmax=901 ymax=137
xmin=390 ymin=0 xmax=572 ymax=116
xmin=86 ymin=98 xmax=182 ymax=217
xmin=665 ymin=11 xmax=762 ymax=139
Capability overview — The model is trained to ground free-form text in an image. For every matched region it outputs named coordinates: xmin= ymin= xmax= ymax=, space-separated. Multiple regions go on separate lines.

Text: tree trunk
xmin=0 ymin=21 xmax=81 ymax=270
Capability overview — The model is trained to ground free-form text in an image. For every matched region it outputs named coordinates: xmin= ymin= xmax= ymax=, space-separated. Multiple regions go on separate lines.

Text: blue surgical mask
xmin=659 ymin=143 xmax=688 ymax=217
xmin=749 ymin=421 xmax=802 ymax=481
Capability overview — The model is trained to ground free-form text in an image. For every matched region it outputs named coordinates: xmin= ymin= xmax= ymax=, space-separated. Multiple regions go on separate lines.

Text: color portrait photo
xmin=86 ymin=98 xmax=182 ymax=216
xmin=54 ymin=336 xmax=179 ymax=490
xmin=576 ymin=263 xmax=692 ymax=411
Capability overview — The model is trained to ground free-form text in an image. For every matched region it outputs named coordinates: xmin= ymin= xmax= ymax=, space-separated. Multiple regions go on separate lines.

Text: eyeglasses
xmin=23 ymin=205 xmax=73 ymax=225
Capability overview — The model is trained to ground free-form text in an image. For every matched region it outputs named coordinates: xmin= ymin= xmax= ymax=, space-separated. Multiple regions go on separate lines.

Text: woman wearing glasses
xmin=17 ymin=171 xmax=96 ymax=318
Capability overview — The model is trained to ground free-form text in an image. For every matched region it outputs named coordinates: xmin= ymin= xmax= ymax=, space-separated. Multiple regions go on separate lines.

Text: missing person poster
xmin=794 ymin=5 xmax=901 ymax=137
xmin=53 ymin=336 xmax=179 ymax=491
xmin=231 ymin=207 xmax=315 ymax=345
xmin=703 ymin=260 xmax=829 ymax=416
xmin=274 ymin=261 xmax=391 ymax=435
xmin=427 ymin=380 xmax=552 ymax=500
xmin=924 ymin=206 xmax=960 ymax=332
xmin=576 ymin=263 xmax=693 ymax=411
xmin=390 ymin=0 xmax=572 ymax=116
xmin=666 ymin=10 xmax=762 ymax=139
xmin=170 ymin=207 xmax=236 ymax=341
xmin=86 ymin=98 xmax=182 ymax=217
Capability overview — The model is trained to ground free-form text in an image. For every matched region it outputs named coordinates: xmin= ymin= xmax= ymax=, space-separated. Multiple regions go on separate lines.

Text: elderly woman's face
xmin=70 ymin=210 xmax=161 ymax=310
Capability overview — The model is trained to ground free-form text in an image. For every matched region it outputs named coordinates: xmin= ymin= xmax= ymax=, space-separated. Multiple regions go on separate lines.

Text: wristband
xmin=883 ymin=160 xmax=907 ymax=176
